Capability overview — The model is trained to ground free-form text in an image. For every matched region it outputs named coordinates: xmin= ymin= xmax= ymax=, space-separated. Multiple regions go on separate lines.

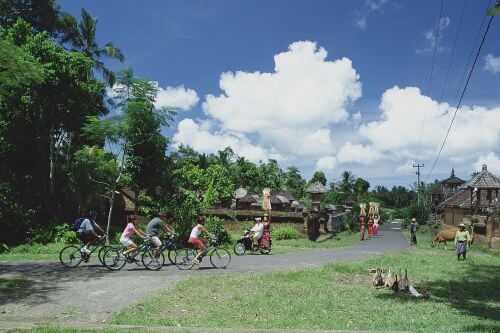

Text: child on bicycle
xmin=189 ymin=215 xmax=214 ymax=264
xmin=120 ymin=214 xmax=145 ymax=259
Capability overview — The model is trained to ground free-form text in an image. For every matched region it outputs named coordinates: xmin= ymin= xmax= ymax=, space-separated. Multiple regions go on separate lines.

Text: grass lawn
xmin=0 ymin=242 xmax=68 ymax=261
xmin=402 ymin=225 xmax=500 ymax=256
xmin=114 ymin=251 xmax=500 ymax=333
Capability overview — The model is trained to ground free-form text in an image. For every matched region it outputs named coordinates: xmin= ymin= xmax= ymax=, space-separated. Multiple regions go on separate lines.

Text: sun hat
xmin=411 ymin=218 xmax=416 ymax=222
xmin=459 ymin=223 xmax=465 ymax=228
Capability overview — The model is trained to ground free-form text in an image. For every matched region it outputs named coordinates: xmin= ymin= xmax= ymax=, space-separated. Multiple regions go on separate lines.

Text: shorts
xmin=188 ymin=237 xmax=204 ymax=249
xmin=150 ymin=236 xmax=162 ymax=247
xmin=77 ymin=231 xmax=96 ymax=244
xmin=120 ymin=236 xmax=134 ymax=247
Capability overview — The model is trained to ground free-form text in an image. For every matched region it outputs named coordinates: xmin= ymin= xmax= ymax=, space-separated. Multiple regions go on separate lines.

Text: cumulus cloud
xmin=203 ymin=41 xmax=361 ymax=135
xmin=394 ymin=160 xmax=415 ymax=174
xmin=484 ymin=54 xmax=500 ymax=74
xmin=356 ymin=86 xmax=500 ymax=162
xmin=416 ymin=17 xmax=450 ymax=55
xmin=154 ymin=84 xmax=199 ymax=110
xmin=108 ymin=83 xmax=199 ymax=111
xmin=315 ymin=156 xmax=337 ymax=171
xmin=337 ymin=142 xmax=384 ymax=165
xmin=172 ymin=119 xmax=282 ymax=163
xmin=174 ymin=40 xmax=362 ymax=162
xmin=474 ymin=152 xmax=500 ymax=175
xmin=354 ymin=0 xmax=389 ymax=29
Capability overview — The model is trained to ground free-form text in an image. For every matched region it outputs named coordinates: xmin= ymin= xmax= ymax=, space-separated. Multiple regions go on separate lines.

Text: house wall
xmin=443 ymin=207 xmax=466 ymax=227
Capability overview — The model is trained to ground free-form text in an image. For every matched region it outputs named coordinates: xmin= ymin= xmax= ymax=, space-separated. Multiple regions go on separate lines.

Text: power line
xmin=422 ymin=0 xmax=469 ymax=163
xmin=425 ymin=14 xmax=495 ymax=182
xmin=416 ymin=0 xmax=445 ymax=160
xmin=424 ymin=0 xmax=493 ymax=169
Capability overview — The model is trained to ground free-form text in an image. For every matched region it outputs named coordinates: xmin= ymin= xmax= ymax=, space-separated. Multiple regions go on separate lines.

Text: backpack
xmin=71 ymin=217 xmax=86 ymax=232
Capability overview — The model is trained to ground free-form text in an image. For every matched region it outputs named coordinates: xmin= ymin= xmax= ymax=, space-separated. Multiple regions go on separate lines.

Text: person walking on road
xmin=359 ymin=216 xmax=366 ymax=241
xmin=409 ymin=218 xmax=418 ymax=246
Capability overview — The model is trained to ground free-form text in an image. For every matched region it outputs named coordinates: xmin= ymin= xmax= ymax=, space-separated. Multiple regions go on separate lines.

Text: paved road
xmin=0 ymin=222 xmax=407 ymax=325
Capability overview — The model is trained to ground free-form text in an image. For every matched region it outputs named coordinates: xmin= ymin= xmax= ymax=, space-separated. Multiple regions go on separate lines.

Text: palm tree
xmin=339 ymin=170 xmax=355 ymax=193
xmin=60 ymin=8 xmax=124 ymax=86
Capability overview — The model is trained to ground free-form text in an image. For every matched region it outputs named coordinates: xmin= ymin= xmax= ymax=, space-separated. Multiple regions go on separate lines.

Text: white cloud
xmin=203 ymin=41 xmax=361 ymax=135
xmin=416 ymin=17 xmax=450 ymax=55
xmin=154 ymin=84 xmax=199 ymax=111
xmin=172 ymin=119 xmax=281 ymax=163
xmin=108 ymin=83 xmax=199 ymax=111
xmin=337 ymin=142 xmax=384 ymax=165
xmin=484 ymin=54 xmax=500 ymax=74
xmin=474 ymin=152 xmax=500 ymax=175
xmin=352 ymin=111 xmax=362 ymax=122
xmin=315 ymin=156 xmax=337 ymax=171
xmin=357 ymin=86 xmax=500 ymax=163
xmin=354 ymin=0 xmax=389 ymax=29
xmin=394 ymin=160 xmax=415 ymax=174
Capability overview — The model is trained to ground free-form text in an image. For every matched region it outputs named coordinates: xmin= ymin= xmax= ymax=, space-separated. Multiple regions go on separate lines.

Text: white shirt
xmin=374 ymin=217 xmax=380 ymax=225
xmin=190 ymin=225 xmax=201 ymax=238
xmin=251 ymin=222 xmax=264 ymax=236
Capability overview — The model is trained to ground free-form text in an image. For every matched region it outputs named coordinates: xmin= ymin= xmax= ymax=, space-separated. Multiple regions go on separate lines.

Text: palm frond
xmin=104 ymin=43 xmax=125 ymax=62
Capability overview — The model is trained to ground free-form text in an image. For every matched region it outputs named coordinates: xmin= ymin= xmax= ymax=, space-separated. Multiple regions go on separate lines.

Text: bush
xmin=54 ymin=224 xmax=78 ymax=244
xmin=272 ymin=224 xmax=299 ymax=240
xmin=206 ymin=216 xmax=231 ymax=245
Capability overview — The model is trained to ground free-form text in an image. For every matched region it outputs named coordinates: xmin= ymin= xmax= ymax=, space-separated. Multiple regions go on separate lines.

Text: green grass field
xmin=114 ymin=251 xmax=500 ymax=333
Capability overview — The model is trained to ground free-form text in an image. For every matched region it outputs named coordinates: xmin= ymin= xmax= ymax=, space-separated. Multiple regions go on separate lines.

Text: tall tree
xmin=310 ymin=171 xmax=327 ymax=186
xmin=284 ymin=166 xmax=306 ymax=199
xmin=354 ymin=177 xmax=370 ymax=199
xmin=339 ymin=170 xmax=355 ymax=193
xmin=60 ymin=8 xmax=124 ymax=85
xmin=0 ymin=0 xmax=61 ymax=34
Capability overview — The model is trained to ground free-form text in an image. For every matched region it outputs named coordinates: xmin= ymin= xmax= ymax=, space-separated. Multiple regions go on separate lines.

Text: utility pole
xmin=413 ymin=163 xmax=424 ymax=203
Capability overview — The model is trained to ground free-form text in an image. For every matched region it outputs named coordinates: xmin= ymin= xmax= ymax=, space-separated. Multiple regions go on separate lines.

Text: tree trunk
xmin=49 ymin=124 xmax=55 ymax=194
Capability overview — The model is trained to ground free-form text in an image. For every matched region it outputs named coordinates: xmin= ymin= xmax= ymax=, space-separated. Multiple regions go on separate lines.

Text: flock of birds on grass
xmin=372 ymin=268 xmax=429 ymax=298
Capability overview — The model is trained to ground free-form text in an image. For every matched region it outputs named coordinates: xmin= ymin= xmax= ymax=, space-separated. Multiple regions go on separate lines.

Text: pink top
xmin=121 ymin=223 xmax=136 ymax=239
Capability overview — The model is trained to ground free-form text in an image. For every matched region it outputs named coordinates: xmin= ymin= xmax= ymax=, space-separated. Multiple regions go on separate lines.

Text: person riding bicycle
xmin=145 ymin=212 xmax=175 ymax=257
xmin=77 ymin=210 xmax=105 ymax=254
xmin=120 ymin=214 xmax=145 ymax=260
xmin=189 ymin=215 xmax=214 ymax=264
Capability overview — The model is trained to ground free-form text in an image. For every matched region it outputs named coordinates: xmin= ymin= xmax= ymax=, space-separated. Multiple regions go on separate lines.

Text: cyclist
xmin=189 ymin=216 xmax=214 ymax=264
xmin=120 ymin=214 xmax=145 ymax=259
xmin=77 ymin=211 xmax=105 ymax=254
xmin=145 ymin=212 xmax=175 ymax=257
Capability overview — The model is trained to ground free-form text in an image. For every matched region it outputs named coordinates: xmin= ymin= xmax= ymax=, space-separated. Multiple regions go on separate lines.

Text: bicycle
xmin=174 ymin=237 xmax=231 ymax=270
xmin=59 ymin=234 xmax=112 ymax=268
xmin=160 ymin=233 xmax=183 ymax=265
xmin=103 ymin=236 xmax=165 ymax=271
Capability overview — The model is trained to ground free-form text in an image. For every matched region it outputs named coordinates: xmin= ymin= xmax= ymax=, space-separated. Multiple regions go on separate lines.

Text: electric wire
xmin=416 ymin=0 xmax=445 ymax=160
xmin=424 ymin=0 xmax=493 ymax=174
xmin=422 ymin=0 xmax=469 ymax=163
xmin=425 ymin=14 xmax=495 ymax=182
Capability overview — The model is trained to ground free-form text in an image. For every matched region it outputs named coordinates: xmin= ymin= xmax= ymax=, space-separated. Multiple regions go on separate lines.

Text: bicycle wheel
xmin=210 ymin=248 xmax=231 ymax=268
xmin=233 ymin=242 xmax=246 ymax=256
xmin=59 ymin=245 xmax=83 ymax=268
xmin=174 ymin=248 xmax=196 ymax=270
xmin=167 ymin=247 xmax=178 ymax=265
xmin=98 ymin=246 xmax=107 ymax=265
xmin=103 ymin=248 xmax=127 ymax=271
xmin=142 ymin=249 xmax=164 ymax=271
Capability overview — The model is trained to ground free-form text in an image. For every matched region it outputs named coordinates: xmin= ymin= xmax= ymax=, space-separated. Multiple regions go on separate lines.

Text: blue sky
xmin=58 ymin=0 xmax=500 ymax=188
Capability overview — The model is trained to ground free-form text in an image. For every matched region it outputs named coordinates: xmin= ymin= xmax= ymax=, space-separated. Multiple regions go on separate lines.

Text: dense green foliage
xmin=271 ymin=224 xmax=299 ymax=240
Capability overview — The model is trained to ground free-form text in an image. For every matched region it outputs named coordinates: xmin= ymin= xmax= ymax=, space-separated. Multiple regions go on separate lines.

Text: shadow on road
xmin=0 ymin=261 xmax=111 ymax=306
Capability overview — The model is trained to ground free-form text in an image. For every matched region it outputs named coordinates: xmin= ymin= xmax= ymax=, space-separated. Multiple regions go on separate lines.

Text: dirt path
xmin=0 ymin=222 xmax=408 ymax=328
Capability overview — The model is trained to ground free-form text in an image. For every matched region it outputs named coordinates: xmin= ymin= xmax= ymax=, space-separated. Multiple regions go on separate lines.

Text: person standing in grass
xmin=455 ymin=223 xmax=471 ymax=261
xmin=409 ymin=218 xmax=418 ymax=246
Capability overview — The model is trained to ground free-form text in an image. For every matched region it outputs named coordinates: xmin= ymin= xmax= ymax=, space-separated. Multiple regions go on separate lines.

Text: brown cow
xmin=431 ymin=226 xmax=475 ymax=249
